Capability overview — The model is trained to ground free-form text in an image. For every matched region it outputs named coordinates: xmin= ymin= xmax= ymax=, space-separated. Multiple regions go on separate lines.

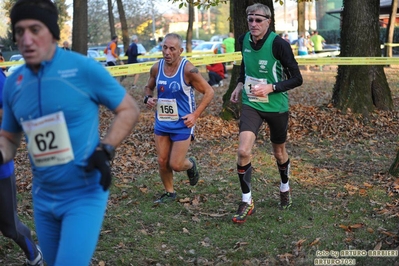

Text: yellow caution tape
xmin=296 ymin=56 xmax=399 ymax=65
xmin=106 ymin=52 xmax=243 ymax=76
xmin=3 ymin=51 xmax=399 ymax=76
xmin=383 ymin=43 xmax=399 ymax=47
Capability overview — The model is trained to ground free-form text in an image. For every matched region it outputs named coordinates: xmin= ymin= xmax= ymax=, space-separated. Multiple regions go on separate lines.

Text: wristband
xmin=144 ymin=95 xmax=153 ymax=104
xmin=273 ymin=84 xmax=277 ymax=92
xmin=0 ymin=151 xmax=3 ymax=164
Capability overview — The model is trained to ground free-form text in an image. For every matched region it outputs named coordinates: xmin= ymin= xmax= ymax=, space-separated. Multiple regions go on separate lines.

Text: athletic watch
xmin=144 ymin=95 xmax=153 ymax=104
xmin=99 ymin=143 xmax=115 ymax=161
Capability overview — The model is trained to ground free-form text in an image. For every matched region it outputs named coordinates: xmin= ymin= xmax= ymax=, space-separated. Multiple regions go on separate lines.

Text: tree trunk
xmin=388 ymin=1 xmax=399 ymax=177
xmin=229 ymin=0 xmax=234 ymax=33
xmin=72 ymin=0 xmax=88 ymax=54
xmin=220 ymin=0 xmax=275 ymax=120
xmin=390 ymin=151 xmax=399 ymax=176
xmin=186 ymin=2 xmax=194 ymax=53
xmin=331 ymin=0 xmax=393 ymax=116
xmin=107 ymin=0 xmax=116 ymax=39
xmin=116 ymin=0 xmax=129 ymax=54
xmin=384 ymin=0 xmax=398 ymax=58
xmin=297 ymin=1 xmax=306 ymax=38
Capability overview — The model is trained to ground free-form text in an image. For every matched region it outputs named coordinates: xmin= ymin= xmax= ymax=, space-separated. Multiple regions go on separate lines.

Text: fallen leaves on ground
xmin=10 ymin=68 xmax=399 ymax=264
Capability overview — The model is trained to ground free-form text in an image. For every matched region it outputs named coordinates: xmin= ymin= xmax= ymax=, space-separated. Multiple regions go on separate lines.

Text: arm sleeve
xmin=272 ymin=37 xmax=303 ymax=92
xmin=237 ymin=34 xmax=246 ymax=85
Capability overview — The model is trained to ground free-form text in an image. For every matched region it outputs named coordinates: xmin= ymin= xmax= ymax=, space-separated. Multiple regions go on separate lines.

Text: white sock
xmin=242 ymin=192 xmax=252 ymax=203
xmin=280 ymin=181 xmax=290 ymax=192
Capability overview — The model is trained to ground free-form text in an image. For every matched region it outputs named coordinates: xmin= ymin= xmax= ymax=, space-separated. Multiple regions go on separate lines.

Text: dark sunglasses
xmin=247 ymin=18 xmax=267 ymax=23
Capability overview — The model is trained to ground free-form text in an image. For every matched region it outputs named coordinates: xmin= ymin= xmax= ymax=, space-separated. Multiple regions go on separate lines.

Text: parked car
xmin=87 ymin=49 xmax=100 ymax=58
xmin=192 ymin=41 xmax=223 ymax=54
xmin=9 ymin=54 xmax=23 ymax=62
xmin=210 ymin=35 xmax=227 ymax=42
xmin=88 ymin=46 xmax=107 ymax=56
xmin=87 ymin=49 xmax=106 ymax=66
xmin=8 ymin=50 xmax=107 ymax=74
xmin=149 ymin=45 xmax=162 ymax=54
xmin=183 ymin=39 xmax=205 ymax=49
xmin=7 ymin=58 xmax=24 ymax=74
xmin=6 ymin=54 xmax=23 ymax=71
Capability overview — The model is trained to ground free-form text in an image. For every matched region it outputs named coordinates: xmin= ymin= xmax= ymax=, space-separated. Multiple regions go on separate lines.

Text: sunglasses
xmin=247 ymin=18 xmax=268 ymax=23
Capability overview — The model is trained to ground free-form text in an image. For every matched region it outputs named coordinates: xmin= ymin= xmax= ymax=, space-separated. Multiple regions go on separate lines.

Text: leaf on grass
xmin=344 ymin=184 xmax=359 ymax=195
xmin=374 ymin=241 xmax=382 ymax=250
xmin=98 ymin=261 xmax=106 ymax=266
xmin=233 ymin=241 xmax=248 ymax=249
xmin=278 ymin=253 xmax=294 ymax=259
xmin=363 ymin=182 xmax=373 ymax=188
xmin=296 ymin=239 xmax=307 ymax=247
xmin=339 ymin=224 xmax=349 ymax=231
xmin=381 ymin=230 xmax=396 ymax=237
xmin=182 ymin=228 xmax=189 ymax=234
xmin=139 ymin=187 xmax=148 ymax=193
xmin=201 ymin=240 xmax=211 ymax=247
xmin=350 ymin=223 xmax=364 ymax=229
xmin=359 ymin=188 xmax=367 ymax=196
xmin=179 ymin=197 xmax=190 ymax=203
xmin=192 ymin=196 xmax=200 ymax=206
xmin=310 ymin=238 xmax=321 ymax=246
xmin=300 ymin=225 xmax=313 ymax=229
xmin=339 ymin=223 xmax=363 ymax=232
xmin=192 ymin=216 xmax=200 ymax=222
xmin=367 ymin=228 xmax=374 ymax=233
xmin=377 ymin=208 xmax=389 ymax=215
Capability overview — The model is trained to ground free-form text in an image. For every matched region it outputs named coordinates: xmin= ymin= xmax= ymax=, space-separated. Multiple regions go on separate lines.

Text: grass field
xmin=1 ymin=65 xmax=399 ymax=265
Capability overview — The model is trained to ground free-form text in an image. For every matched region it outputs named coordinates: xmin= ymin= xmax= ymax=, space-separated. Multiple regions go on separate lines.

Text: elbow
xmin=298 ymin=76 xmax=304 ymax=86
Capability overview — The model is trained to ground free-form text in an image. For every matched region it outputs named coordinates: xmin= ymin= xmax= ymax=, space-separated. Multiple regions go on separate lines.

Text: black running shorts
xmin=239 ymin=104 xmax=289 ymax=144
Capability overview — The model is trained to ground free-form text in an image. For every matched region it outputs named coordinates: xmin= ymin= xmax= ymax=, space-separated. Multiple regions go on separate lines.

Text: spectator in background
xmin=157 ymin=36 xmax=164 ymax=50
xmin=222 ymin=32 xmax=235 ymax=54
xmin=0 ymin=52 xmax=5 ymax=72
xmin=306 ymin=33 xmax=314 ymax=54
xmin=206 ymin=57 xmax=225 ymax=87
xmin=62 ymin=41 xmax=70 ymax=50
xmin=127 ymin=35 xmax=143 ymax=89
xmin=283 ymin=34 xmax=290 ymax=43
xmin=104 ymin=35 xmax=119 ymax=66
xmin=310 ymin=30 xmax=325 ymax=53
xmin=222 ymin=32 xmax=235 ymax=78
xmin=297 ymin=32 xmax=310 ymax=72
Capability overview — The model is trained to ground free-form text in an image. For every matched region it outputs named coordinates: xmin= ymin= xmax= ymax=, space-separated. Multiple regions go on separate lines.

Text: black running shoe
xmin=154 ymin=192 xmax=177 ymax=204
xmin=186 ymin=157 xmax=199 ymax=186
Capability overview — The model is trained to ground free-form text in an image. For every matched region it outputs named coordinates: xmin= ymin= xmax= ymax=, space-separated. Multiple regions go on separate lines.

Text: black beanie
xmin=10 ymin=0 xmax=60 ymax=41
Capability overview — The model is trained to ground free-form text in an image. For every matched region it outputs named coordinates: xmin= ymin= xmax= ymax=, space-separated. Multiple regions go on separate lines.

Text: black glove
xmin=85 ymin=149 xmax=112 ymax=191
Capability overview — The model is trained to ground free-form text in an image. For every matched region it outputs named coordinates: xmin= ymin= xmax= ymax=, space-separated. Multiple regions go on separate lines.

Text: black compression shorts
xmin=239 ymin=104 xmax=289 ymax=144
